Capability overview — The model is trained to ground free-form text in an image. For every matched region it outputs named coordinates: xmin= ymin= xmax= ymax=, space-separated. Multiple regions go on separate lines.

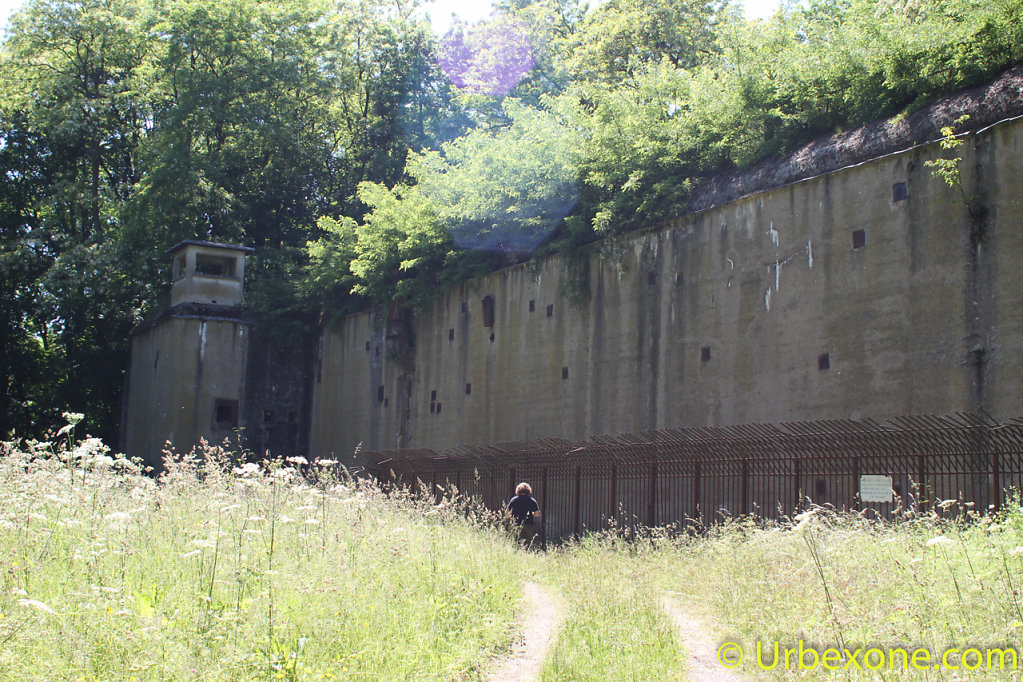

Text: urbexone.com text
xmin=716 ymin=640 xmax=1019 ymax=672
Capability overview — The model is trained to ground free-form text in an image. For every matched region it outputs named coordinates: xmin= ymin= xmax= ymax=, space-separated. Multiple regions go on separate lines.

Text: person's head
xmin=516 ymin=482 xmax=532 ymax=496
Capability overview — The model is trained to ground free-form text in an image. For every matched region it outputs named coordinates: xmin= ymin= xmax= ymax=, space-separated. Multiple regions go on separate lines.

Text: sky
xmin=0 ymin=0 xmax=784 ymax=36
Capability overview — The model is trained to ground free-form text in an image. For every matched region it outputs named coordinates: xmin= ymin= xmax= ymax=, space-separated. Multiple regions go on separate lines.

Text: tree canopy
xmin=2 ymin=0 xmax=1021 ymax=439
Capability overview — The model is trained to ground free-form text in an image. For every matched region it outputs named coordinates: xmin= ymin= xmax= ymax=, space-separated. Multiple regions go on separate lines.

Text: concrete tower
xmin=122 ymin=241 xmax=255 ymax=468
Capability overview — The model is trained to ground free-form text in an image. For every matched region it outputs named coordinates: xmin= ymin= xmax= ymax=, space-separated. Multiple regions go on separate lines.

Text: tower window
xmin=195 ymin=254 xmax=238 ymax=279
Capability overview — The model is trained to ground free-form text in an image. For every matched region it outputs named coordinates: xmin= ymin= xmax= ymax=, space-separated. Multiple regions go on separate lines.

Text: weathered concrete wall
xmin=309 ymin=116 xmax=1023 ymax=462
xmin=123 ymin=308 xmax=251 ymax=468
xmin=242 ymin=328 xmax=316 ymax=459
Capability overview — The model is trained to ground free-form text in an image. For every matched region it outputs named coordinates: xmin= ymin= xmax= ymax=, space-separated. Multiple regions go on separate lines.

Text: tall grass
xmin=0 ymin=422 xmax=524 ymax=680
xmin=6 ymin=418 xmax=1023 ymax=680
xmin=660 ymin=505 xmax=1023 ymax=679
xmin=539 ymin=531 xmax=685 ymax=681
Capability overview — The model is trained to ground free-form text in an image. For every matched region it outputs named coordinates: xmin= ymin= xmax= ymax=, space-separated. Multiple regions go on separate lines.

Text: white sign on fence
xmin=860 ymin=475 xmax=894 ymax=503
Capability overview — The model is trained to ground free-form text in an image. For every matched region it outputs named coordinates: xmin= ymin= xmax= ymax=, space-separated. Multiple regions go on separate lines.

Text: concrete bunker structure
xmin=168 ymin=240 xmax=251 ymax=307
xmin=122 ymin=241 xmax=255 ymax=469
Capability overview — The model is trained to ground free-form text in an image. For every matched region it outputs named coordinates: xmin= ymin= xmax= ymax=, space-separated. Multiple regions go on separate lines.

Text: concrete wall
xmin=309 ymin=116 xmax=1023 ymax=462
xmin=123 ymin=310 xmax=251 ymax=468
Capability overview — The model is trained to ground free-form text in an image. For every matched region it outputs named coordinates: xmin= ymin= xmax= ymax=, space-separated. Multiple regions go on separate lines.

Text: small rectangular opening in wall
xmin=449 ymin=328 xmax=454 ymax=341
xmin=648 ymin=271 xmax=657 ymax=285
xmin=465 ymin=383 xmax=471 ymax=395
xmin=377 ymin=385 xmax=385 ymax=402
xmin=213 ymin=399 xmax=239 ymax=430
xmin=482 ymin=295 xmax=495 ymax=327
xmin=675 ymin=272 xmax=683 ymax=286
xmin=852 ymin=230 xmax=866 ymax=249
xmin=818 ymin=353 xmax=830 ymax=371
xmin=383 ymin=398 xmax=389 ymax=408
xmin=195 ymin=254 xmax=238 ymax=279
xmin=892 ymin=182 xmax=908 ymax=203
xmin=365 ymin=341 xmax=370 ymax=351
xmin=436 ymin=402 xmax=442 ymax=414
xmin=461 ymin=301 xmax=468 ymax=314
xmin=431 ymin=389 xmax=437 ymax=401
xmin=546 ymin=304 xmax=554 ymax=318
xmin=529 ymin=300 xmax=535 ymax=312
xmin=701 ymin=346 xmax=711 ymax=362
xmin=562 ymin=366 xmax=569 ymax=380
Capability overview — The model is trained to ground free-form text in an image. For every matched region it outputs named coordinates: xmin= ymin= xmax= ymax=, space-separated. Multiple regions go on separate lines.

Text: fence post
xmin=694 ymin=460 xmax=702 ymax=528
xmin=648 ymin=461 xmax=658 ymax=528
xmin=992 ymin=450 xmax=1002 ymax=512
xmin=741 ymin=459 xmax=750 ymax=517
xmin=917 ymin=455 xmax=927 ymax=511
xmin=541 ymin=466 xmax=549 ymax=549
xmin=609 ymin=465 xmax=618 ymax=530
xmin=853 ymin=456 xmax=861 ymax=510
xmin=793 ymin=456 xmax=802 ymax=515
xmin=574 ymin=465 xmax=582 ymax=539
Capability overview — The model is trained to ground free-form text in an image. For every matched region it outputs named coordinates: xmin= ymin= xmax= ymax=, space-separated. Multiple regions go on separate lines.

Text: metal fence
xmin=368 ymin=413 xmax=1023 ymax=544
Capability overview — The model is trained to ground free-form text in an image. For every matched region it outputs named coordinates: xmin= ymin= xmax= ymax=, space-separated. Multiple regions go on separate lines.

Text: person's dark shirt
xmin=507 ymin=495 xmax=539 ymax=525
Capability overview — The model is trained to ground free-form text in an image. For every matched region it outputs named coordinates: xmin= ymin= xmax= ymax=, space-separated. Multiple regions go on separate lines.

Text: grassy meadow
xmin=4 ymin=417 xmax=1023 ymax=680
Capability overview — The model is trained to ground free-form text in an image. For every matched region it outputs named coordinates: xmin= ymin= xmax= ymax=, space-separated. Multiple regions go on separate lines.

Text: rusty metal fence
xmin=368 ymin=413 xmax=1023 ymax=544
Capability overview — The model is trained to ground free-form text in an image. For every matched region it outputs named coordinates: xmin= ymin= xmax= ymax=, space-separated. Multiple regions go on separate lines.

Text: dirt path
xmin=484 ymin=581 xmax=566 ymax=682
xmin=661 ymin=597 xmax=749 ymax=682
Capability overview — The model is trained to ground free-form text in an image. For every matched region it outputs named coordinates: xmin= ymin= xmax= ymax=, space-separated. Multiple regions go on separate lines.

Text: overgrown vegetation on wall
xmin=2 ymin=0 xmax=1021 ymax=439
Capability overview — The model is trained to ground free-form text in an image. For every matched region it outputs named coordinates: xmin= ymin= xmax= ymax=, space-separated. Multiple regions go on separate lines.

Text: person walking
xmin=507 ymin=482 xmax=541 ymax=549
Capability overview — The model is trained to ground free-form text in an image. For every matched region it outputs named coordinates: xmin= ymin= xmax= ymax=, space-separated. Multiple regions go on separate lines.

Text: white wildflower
xmin=232 ymin=462 xmax=261 ymax=477
xmin=936 ymin=499 xmax=957 ymax=510
xmin=271 ymin=467 xmax=295 ymax=481
xmin=927 ymin=535 xmax=954 ymax=547
xmin=1009 ymin=546 xmax=1023 ymax=556
xmin=303 ymin=518 xmax=320 ymax=525
xmin=316 ymin=459 xmax=338 ymax=467
xmin=18 ymin=599 xmax=56 ymax=615
xmin=73 ymin=437 xmax=107 ymax=461
xmin=286 ymin=456 xmax=309 ymax=466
